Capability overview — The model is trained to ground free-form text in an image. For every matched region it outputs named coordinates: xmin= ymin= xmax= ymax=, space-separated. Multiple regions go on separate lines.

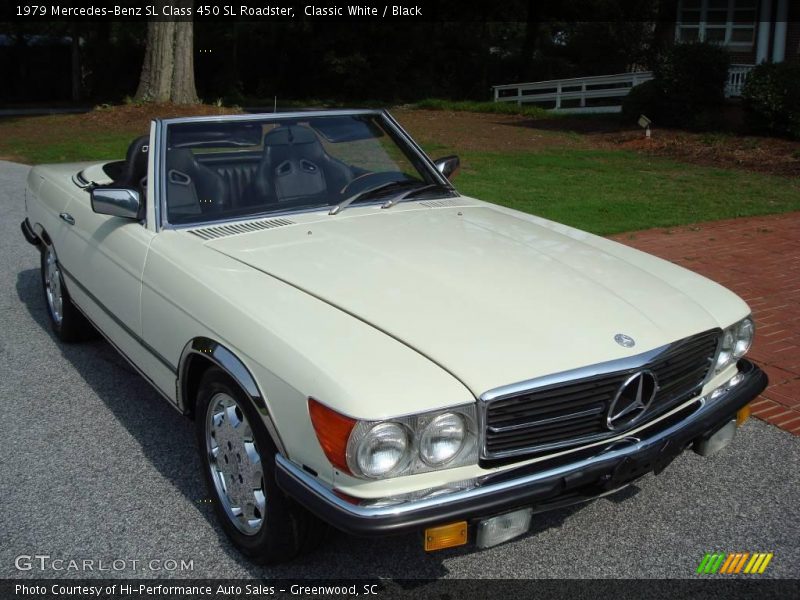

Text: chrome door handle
xmin=59 ymin=212 xmax=75 ymax=225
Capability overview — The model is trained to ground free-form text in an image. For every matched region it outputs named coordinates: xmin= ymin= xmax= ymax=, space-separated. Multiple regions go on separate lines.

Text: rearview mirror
xmin=434 ymin=155 xmax=460 ymax=179
xmin=90 ymin=187 xmax=142 ymax=220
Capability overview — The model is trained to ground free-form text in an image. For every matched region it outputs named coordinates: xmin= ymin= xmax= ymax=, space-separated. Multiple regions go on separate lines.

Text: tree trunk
xmin=171 ymin=17 xmax=199 ymax=103
xmin=135 ymin=0 xmax=199 ymax=104
xmin=135 ymin=19 xmax=175 ymax=102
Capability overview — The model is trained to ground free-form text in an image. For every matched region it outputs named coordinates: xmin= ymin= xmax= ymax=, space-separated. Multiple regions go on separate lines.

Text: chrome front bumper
xmin=275 ymin=359 xmax=767 ymax=536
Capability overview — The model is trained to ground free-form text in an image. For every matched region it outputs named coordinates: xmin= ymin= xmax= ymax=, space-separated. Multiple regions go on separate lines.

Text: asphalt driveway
xmin=0 ymin=160 xmax=798 ymax=579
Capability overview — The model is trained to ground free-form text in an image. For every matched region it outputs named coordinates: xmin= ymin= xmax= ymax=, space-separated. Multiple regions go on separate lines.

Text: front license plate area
xmin=476 ymin=507 xmax=533 ymax=549
xmin=602 ymin=441 xmax=681 ymax=490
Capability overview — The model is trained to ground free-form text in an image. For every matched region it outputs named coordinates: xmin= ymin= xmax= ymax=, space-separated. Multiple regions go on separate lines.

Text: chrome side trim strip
xmin=177 ymin=337 xmax=287 ymax=456
xmin=59 ymin=265 xmax=177 ymax=374
xmin=61 ymin=273 xmax=180 ymax=411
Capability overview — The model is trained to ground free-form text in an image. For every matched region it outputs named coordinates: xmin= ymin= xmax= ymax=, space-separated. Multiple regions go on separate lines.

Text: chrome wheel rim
xmin=205 ymin=392 xmax=266 ymax=535
xmin=44 ymin=247 xmax=64 ymax=325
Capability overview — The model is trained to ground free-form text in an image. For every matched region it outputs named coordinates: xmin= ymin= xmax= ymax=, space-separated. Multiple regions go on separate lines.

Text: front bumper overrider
xmin=276 ymin=359 xmax=767 ymax=537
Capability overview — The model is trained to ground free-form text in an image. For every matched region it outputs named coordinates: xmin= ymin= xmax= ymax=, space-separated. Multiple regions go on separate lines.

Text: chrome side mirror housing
xmin=433 ymin=155 xmax=460 ymax=180
xmin=90 ymin=187 xmax=142 ymax=220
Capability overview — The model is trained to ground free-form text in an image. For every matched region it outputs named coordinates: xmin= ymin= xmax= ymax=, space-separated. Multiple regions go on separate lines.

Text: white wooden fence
xmin=492 ymin=65 xmax=755 ymax=114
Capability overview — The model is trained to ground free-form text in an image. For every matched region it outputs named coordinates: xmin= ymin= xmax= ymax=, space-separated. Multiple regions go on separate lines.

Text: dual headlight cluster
xmin=346 ymin=406 xmax=478 ymax=479
xmin=712 ymin=317 xmax=754 ymax=377
xmin=308 ymin=398 xmax=478 ymax=480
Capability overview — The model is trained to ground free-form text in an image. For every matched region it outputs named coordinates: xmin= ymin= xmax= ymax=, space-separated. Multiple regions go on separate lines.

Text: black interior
xmin=113 ymin=135 xmax=150 ymax=194
xmin=253 ymin=125 xmax=354 ymax=204
xmin=165 ymin=124 xmax=359 ymax=223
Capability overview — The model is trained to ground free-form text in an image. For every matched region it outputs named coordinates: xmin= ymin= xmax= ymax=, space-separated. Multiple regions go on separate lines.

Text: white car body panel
xmin=206 ymin=201 xmax=748 ymax=397
xmin=22 ymin=111 xmax=754 ymax=503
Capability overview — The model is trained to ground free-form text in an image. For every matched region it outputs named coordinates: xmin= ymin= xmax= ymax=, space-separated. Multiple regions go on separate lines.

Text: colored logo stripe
xmin=697 ymin=552 xmax=773 ymax=575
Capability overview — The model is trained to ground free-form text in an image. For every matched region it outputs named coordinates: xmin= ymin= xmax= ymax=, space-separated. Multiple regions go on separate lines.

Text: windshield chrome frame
xmin=154 ymin=109 xmax=456 ymax=231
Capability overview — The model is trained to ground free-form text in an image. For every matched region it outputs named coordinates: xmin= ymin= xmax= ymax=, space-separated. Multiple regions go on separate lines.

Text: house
xmin=492 ymin=0 xmax=798 ymax=113
xmin=674 ymin=0 xmax=798 ymax=65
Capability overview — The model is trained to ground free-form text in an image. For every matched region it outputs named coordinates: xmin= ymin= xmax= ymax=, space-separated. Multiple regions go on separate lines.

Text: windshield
xmin=163 ymin=113 xmax=447 ymax=225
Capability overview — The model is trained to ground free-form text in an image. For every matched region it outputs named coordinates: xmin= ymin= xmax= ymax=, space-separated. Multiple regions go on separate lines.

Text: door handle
xmin=59 ymin=212 xmax=75 ymax=225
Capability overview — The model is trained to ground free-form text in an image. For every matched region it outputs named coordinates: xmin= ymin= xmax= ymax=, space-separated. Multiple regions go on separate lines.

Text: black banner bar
xmin=0 ymin=0 xmax=732 ymax=24
xmin=3 ymin=579 xmax=800 ymax=600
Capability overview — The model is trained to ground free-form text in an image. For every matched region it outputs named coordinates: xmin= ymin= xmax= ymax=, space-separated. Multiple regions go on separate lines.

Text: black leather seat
xmin=252 ymin=126 xmax=353 ymax=204
xmin=165 ymin=149 xmax=230 ymax=221
xmin=114 ymin=135 xmax=149 ymax=194
xmin=213 ymin=163 xmax=259 ymax=208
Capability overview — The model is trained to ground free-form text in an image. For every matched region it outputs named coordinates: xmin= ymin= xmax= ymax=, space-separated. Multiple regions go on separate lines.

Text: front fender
xmin=178 ymin=337 xmax=288 ymax=457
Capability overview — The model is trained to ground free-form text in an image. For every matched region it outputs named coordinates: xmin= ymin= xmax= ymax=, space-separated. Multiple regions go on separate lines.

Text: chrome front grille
xmin=483 ymin=329 xmax=721 ymax=460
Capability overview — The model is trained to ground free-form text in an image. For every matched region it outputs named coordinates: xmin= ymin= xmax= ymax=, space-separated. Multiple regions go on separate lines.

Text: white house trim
xmin=756 ymin=0 xmax=772 ymax=63
xmin=772 ymin=0 xmax=789 ymax=63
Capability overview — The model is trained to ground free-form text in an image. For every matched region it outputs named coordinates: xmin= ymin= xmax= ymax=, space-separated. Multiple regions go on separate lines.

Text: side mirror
xmin=90 ymin=187 xmax=142 ymax=220
xmin=433 ymin=155 xmax=460 ymax=179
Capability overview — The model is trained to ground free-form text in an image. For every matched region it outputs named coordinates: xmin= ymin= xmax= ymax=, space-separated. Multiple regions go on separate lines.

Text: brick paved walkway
xmin=611 ymin=212 xmax=800 ymax=436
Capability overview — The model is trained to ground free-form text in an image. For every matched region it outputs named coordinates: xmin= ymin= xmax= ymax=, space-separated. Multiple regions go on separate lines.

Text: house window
xmin=677 ymin=0 xmax=757 ymax=47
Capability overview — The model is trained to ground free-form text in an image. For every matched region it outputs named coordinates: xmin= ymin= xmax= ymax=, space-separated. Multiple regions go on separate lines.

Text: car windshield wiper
xmin=380 ymin=182 xmax=450 ymax=209
xmin=329 ymin=179 xmax=424 ymax=215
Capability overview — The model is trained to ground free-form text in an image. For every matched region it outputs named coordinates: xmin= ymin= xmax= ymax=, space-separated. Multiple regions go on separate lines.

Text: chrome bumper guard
xmin=275 ymin=359 xmax=767 ymax=537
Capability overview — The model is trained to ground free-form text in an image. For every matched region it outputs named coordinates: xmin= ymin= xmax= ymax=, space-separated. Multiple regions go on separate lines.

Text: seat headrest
xmin=116 ymin=135 xmax=149 ymax=187
xmin=167 ymin=148 xmax=198 ymax=169
xmin=263 ymin=125 xmax=319 ymax=147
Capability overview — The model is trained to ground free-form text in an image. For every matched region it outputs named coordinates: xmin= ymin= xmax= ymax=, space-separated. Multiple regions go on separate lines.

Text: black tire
xmin=40 ymin=242 xmax=92 ymax=343
xmin=195 ymin=366 xmax=327 ymax=563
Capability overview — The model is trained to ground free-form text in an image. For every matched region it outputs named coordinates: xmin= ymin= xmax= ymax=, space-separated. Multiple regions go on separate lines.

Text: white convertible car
xmin=21 ymin=109 xmax=767 ymax=562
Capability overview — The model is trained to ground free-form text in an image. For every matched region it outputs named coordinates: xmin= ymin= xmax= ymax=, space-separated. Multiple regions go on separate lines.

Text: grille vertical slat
xmin=484 ymin=329 xmax=720 ymax=460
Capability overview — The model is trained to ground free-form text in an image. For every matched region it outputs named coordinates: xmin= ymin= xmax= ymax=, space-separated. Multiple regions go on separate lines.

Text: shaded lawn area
xmin=1 ymin=108 xmax=798 ymax=237
xmin=434 ymin=149 xmax=800 ymax=236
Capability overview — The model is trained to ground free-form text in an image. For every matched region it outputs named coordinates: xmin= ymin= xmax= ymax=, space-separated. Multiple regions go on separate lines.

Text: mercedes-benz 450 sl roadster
xmin=21 ymin=109 xmax=767 ymax=562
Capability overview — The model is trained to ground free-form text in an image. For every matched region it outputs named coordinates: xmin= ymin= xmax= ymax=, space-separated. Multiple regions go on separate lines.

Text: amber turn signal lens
xmin=424 ymin=521 xmax=468 ymax=551
xmin=736 ymin=404 xmax=752 ymax=427
xmin=308 ymin=398 xmax=356 ymax=474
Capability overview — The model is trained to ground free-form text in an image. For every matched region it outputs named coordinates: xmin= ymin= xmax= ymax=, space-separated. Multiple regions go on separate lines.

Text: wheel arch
xmin=178 ymin=337 xmax=287 ymax=457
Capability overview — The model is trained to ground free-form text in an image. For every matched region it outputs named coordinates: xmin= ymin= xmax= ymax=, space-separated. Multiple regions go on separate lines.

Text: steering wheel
xmin=339 ymin=171 xmax=411 ymax=199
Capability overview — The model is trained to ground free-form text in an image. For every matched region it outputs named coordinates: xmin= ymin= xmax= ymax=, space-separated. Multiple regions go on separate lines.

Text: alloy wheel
xmin=205 ymin=392 xmax=266 ymax=535
xmin=44 ymin=247 xmax=64 ymax=324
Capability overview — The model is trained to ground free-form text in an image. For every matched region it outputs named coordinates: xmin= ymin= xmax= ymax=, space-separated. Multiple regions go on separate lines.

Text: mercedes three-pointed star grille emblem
xmin=606 ymin=370 xmax=658 ymax=431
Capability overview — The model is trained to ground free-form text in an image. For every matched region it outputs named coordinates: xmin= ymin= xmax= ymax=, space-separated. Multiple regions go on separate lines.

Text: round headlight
xmin=355 ymin=422 xmax=409 ymax=478
xmin=419 ymin=413 xmax=466 ymax=466
xmin=734 ymin=318 xmax=754 ymax=358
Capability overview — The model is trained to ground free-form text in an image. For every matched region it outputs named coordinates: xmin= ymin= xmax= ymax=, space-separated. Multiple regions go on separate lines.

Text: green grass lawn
xmin=444 ymin=149 xmax=800 ymax=235
xmin=3 ymin=133 xmax=137 ymax=164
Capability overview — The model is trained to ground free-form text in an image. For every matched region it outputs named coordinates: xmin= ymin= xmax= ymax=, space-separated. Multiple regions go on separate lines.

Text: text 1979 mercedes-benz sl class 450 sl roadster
xmin=21 ymin=109 xmax=767 ymax=562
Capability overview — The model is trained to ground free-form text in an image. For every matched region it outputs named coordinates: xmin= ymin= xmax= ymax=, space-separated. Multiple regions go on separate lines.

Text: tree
xmin=135 ymin=0 xmax=199 ymax=103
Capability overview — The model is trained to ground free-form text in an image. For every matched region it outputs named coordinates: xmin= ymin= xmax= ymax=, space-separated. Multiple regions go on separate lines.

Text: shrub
xmin=622 ymin=42 xmax=730 ymax=129
xmin=621 ymin=79 xmax=662 ymax=124
xmin=655 ymin=42 xmax=730 ymax=128
xmin=742 ymin=61 xmax=800 ymax=139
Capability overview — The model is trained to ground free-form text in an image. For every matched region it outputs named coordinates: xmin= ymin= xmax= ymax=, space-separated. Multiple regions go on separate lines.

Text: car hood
xmin=204 ymin=204 xmax=747 ymax=396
